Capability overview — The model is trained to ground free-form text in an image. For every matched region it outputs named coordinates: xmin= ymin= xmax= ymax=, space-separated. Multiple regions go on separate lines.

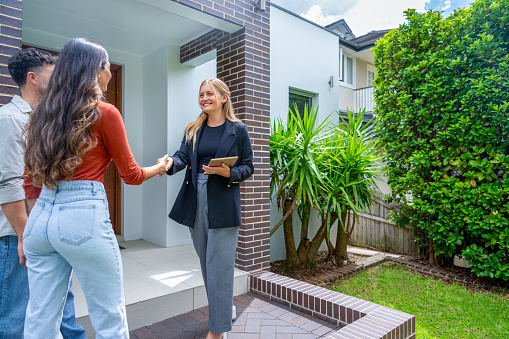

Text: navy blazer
xmin=167 ymin=120 xmax=254 ymax=228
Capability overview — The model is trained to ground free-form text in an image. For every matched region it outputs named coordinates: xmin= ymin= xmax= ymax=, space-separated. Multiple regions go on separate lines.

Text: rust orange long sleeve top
xmin=24 ymin=101 xmax=146 ymax=199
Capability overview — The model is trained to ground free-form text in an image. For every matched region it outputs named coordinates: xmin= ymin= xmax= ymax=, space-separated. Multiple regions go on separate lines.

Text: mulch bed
xmin=270 ymin=251 xmax=365 ymax=281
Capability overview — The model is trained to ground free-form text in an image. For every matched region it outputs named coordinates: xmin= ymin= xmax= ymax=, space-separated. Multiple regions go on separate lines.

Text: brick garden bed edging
xmin=250 ymin=270 xmax=415 ymax=339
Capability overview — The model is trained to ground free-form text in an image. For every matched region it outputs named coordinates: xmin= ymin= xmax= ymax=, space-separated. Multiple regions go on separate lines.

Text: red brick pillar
xmin=0 ymin=0 xmax=22 ymax=105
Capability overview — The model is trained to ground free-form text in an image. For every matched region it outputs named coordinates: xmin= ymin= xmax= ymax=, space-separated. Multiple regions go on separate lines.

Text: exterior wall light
xmin=256 ymin=0 xmax=266 ymax=11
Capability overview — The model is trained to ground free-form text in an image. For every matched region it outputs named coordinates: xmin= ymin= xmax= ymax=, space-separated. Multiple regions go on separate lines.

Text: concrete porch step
xmin=72 ymin=240 xmax=249 ymax=336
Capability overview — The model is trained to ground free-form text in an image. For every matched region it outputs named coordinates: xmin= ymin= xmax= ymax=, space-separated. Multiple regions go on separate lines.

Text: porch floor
xmin=73 ymin=239 xmax=250 ymax=335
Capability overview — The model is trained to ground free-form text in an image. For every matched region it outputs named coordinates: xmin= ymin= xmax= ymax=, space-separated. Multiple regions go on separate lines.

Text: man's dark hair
xmin=7 ymin=48 xmax=57 ymax=88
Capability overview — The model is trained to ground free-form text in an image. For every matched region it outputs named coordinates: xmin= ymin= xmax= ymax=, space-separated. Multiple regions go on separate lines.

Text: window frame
xmin=367 ymin=64 xmax=376 ymax=87
xmin=288 ymin=87 xmax=317 ymax=120
xmin=339 ymin=48 xmax=356 ymax=89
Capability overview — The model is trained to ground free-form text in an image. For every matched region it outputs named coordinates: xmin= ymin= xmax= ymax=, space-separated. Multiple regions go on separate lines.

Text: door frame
xmin=109 ymin=64 xmax=123 ymax=235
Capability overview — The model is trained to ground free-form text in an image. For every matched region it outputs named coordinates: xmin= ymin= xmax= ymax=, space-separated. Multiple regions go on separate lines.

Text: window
xmin=344 ymin=55 xmax=354 ymax=85
xmin=339 ymin=48 xmax=355 ymax=87
xmin=367 ymin=71 xmax=375 ymax=87
xmin=367 ymin=65 xmax=376 ymax=87
xmin=289 ymin=88 xmax=315 ymax=120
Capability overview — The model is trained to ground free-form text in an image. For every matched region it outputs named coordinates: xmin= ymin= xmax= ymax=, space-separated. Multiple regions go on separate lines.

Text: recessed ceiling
xmin=22 ymin=0 xmax=240 ymax=56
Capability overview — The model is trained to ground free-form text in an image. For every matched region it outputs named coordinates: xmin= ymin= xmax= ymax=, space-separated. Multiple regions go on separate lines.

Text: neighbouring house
xmin=330 ymin=23 xmax=393 ymax=197
xmin=330 ymin=22 xmax=390 ymax=123
xmin=0 ymin=0 xmax=389 ymax=265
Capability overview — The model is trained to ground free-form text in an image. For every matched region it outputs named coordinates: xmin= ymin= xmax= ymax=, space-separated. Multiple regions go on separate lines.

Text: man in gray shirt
xmin=0 ymin=48 xmax=86 ymax=338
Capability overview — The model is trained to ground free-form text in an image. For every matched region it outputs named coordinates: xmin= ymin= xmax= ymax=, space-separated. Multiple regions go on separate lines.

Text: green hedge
xmin=374 ymin=0 xmax=509 ymax=280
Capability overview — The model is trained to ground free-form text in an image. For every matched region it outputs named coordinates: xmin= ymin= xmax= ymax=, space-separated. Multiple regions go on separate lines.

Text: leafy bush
xmin=374 ymin=0 xmax=509 ymax=280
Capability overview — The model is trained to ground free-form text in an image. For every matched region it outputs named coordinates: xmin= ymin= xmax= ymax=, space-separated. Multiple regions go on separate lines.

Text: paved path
xmin=129 ymin=292 xmax=340 ymax=339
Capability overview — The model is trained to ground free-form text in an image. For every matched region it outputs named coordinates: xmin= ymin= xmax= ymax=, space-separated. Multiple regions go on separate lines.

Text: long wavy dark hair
xmin=24 ymin=38 xmax=108 ymax=188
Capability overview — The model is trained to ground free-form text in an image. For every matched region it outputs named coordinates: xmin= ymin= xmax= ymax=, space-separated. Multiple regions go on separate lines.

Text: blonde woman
xmin=165 ymin=79 xmax=254 ymax=339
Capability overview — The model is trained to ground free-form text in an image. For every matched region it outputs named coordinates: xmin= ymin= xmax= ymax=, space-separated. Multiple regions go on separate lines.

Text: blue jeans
xmin=61 ymin=279 xmax=87 ymax=339
xmin=23 ymin=181 xmax=128 ymax=339
xmin=0 ymin=236 xmax=85 ymax=339
xmin=0 ymin=235 xmax=29 ymax=338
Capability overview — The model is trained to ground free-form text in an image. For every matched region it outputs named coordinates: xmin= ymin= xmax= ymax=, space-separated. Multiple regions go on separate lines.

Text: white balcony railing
xmin=353 ymin=86 xmax=374 ymax=113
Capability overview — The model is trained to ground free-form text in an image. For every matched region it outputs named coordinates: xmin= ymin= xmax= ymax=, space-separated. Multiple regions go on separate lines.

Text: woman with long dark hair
xmin=166 ymin=78 xmax=254 ymax=339
xmin=22 ymin=38 xmax=168 ymax=338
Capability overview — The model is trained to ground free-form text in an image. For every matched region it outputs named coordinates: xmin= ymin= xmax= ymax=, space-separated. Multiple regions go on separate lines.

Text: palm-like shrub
xmin=319 ymin=110 xmax=381 ymax=260
xmin=270 ymin=106 xmax=381 ymax=270
xmin=270 ymin=105 xmax=334 ymax=269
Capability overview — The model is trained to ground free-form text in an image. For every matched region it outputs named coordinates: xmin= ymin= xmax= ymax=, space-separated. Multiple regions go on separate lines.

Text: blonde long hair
xmin=184 ymin=78 xmax=240 ymax=149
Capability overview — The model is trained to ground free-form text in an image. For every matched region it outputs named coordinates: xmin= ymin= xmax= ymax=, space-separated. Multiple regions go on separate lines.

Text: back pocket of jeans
xmin=57 ymin=204 xmax=96 ymax=245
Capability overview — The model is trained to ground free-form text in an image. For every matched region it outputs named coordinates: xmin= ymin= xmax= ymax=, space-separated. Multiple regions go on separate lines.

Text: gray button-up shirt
xmin=0 ymin=95 xmax=32 ymax=237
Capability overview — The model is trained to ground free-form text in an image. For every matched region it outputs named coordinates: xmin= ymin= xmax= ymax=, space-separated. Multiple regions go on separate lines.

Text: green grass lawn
xmin=329 ymin=262 xmax=509 ymax=339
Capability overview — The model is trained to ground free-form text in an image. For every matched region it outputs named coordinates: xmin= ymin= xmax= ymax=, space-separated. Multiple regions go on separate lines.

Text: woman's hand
xmin=202 ymin=163 xmax=231 ymax=178
xmin=18 ymin=236 xmax=26 ymax=268
xmin=157 ymin=155 xmax=169 ymax=177
xmin=143 ymin=155 xmax=170 ymax=181
xmin=165 ymin=157 xmax=174 ymax=173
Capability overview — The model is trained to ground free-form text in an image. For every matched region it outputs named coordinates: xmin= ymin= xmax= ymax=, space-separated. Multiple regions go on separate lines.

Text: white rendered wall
xmin=338 ymin=86 xmax=354 ymax=112
xmin=112 ymin=51 xmax=144 ymax=241
xmin=270 ymin=7 xmax=339 ymax=125
xmin=270 ymin=7 xmax=340 ymax=262
xmin=140 ymin=45 xmax=216 ymax=247
xmin=356 ymin=59 xmax=368 ymax=89
xmin=141 ymin=45 xmax=170 ymax=246
xmin=165 ymin=47 xmax=216 ymax=247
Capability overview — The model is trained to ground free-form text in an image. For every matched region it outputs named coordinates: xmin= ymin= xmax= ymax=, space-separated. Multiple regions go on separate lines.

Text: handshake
xmin=156 ymin=155 xmax=174 ymax=177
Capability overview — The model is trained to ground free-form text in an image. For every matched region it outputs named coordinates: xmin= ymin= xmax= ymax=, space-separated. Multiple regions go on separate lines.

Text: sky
xmin=271 ymin=0 xmax=476 ymax=36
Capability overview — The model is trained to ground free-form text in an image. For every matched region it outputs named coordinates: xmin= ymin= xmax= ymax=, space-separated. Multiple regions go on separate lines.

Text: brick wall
xmin=0 ymin=0 xmax=22 ymax=105
xmin=176 ymin=0 xmax=271 ymax=272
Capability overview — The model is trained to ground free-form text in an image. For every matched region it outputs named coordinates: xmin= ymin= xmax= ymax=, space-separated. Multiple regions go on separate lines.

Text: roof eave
xmin=339 ymin=38 xmax=376 ymax=51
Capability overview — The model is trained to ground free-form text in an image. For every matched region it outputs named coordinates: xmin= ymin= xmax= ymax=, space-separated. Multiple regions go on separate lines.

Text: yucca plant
xmin=270 ymin=105 xmax=381 ymax=269
xmin=318 ymin=110 xmax=381 ymax=261
xmin=270 ymin=104 xmax=334 ymax=269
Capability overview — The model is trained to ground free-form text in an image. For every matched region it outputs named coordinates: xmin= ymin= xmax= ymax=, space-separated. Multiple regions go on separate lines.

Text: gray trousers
xmin=191 ymin=173 xmax=239 ymax=334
